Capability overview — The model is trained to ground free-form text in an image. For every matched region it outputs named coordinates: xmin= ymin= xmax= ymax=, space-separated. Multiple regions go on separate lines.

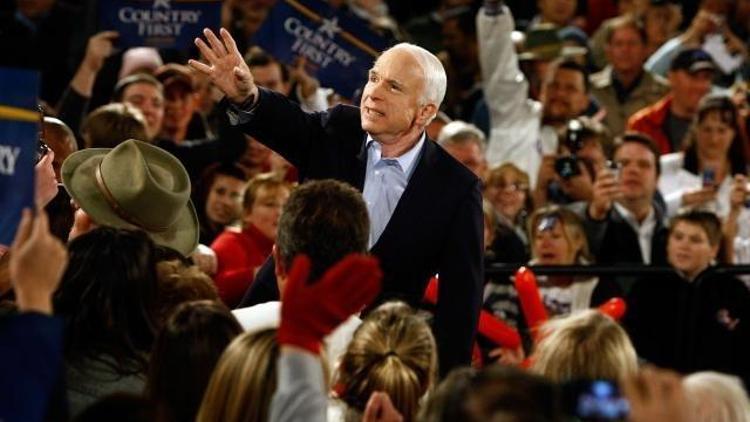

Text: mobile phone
xmin=745 ymin=182 xmax=750 ymax=208
xmin=702 ymin=168 xmax=716 ymax=188
xmin=561 ymin=379 xmax=629 ymax=421
xmin=607 ymin=160 xmax=621 ymax=182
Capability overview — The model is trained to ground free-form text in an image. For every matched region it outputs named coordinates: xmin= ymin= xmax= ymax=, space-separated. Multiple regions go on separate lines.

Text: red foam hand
xmin=598 ymin=297 xmax=627 ymax=321
xmin=278 ymin=254 xmax=383 ymax=354
xmin=423 ymin=276 xmax=439 ymax=303
xmin=423 ymin=277 xmax=521 ymax=349
xmin=514 ymin=266 xmax=548 ymax=339
xmin=478 ymin=311 xmax=522 ymax=349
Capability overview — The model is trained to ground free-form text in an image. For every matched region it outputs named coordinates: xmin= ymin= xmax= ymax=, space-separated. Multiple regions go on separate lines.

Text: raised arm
xmin=477 ymin=2 xmax=529 ymax=122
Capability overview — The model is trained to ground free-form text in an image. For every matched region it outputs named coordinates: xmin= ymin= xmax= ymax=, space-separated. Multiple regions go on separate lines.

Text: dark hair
xmin=54 ymin=228 xmax=159 ymax=374
xmin=74 ymin=393 xmax=161 ymax=422
xmin=112 ymin=73 xmax=163 ymax=102
xmin=244 ymin=47 xmax=290 ymax=83
xmin=420 ymin=366 xmax=563 ymax=422
xmin=555 ymin=59 xmax=590 ymax=93
xmin=605 ymin=14 xmax=647 ymax=45
xmin=276 ymin=179 xmax=369 ymax=280
xmin=683 ymin=95 xmax=748 ymax=176
xmin=146 ymin=300 xmax=242 ymax=422
xmin=669 ymin=210 xmax=723 ymax=247
xmin=612 ymin=131 xmax=662 ymax=176
xmin=192 ymin=162 xmax=248 ymax=231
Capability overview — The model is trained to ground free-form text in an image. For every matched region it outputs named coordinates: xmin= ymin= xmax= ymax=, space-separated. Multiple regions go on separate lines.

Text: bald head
xmin=43 ymin=117 xmax=78 ymax=180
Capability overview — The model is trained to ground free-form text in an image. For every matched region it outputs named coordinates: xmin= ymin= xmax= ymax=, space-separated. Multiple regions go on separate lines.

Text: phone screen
xmin=562 ymin=379 xmax=629 ymax=421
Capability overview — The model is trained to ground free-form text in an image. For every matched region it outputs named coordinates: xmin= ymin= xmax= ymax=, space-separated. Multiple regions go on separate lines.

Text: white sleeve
xmin=269 ymin=350 xmax=328 ymax=422
xmin=477 ymin=7 xmax=543 ymax=186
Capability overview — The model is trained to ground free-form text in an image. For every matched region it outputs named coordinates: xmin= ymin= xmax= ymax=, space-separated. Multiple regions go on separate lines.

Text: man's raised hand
xmin=189 ymin=28 xmax=258 ymax=104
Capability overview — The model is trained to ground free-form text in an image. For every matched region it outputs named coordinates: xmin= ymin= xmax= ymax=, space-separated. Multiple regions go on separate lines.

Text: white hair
xmin=437 ymin=120 xmax=486 ymax=153
xmin=683 ymin=372 xmax=750 ymax=422
xmin=384 ymin=43 xmax=447 ymax=109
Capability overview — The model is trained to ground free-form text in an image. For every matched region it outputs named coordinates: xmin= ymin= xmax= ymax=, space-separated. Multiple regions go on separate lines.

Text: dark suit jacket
xmin=232 ymin=88 xmax=484 ymax=374
xmin=572 ymin=201 xmax=668 ymax=266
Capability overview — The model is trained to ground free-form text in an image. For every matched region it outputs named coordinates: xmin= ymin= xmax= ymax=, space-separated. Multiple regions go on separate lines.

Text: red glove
xmin=598 ymin=297 xmax=627 ymax=321
xmin=514 ymin=266 xmax=548 ymax=340
xmin=278 ymin=254 xmax=382 ymax=354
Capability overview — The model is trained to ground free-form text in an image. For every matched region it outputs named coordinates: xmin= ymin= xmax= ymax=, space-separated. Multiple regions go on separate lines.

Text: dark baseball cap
xmin=670 ymin=48 xmax=716 ymax=74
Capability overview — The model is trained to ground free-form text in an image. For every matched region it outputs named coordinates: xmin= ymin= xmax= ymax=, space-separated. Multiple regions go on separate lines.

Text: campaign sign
xmin=0 ymin=68 xmax=39 ymax=249
xmin=99 ymin=0 xmax=221 ymax=49
xmin=253 ymin=0 xmax=391 ymax=99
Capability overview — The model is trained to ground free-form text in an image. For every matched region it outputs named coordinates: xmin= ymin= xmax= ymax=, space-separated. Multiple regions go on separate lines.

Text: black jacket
xmin=232 ymin=88 xmax=484 ymax=375
xmin=623 ymin=269 xmax=750 ymax=387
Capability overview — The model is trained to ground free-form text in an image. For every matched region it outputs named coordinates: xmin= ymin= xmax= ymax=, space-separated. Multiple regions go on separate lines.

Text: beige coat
xmin=590 ymin=66 xmax=670 ymax=138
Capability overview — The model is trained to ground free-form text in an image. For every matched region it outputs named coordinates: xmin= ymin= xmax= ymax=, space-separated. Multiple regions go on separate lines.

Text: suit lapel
xmin=352 ymin=134 xmax=368 ymax=191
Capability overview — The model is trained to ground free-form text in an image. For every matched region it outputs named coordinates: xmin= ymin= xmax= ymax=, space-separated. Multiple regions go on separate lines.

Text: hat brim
xmin=61 ymin=148 xmax=199 ymax=256
xmin=518 ymin=45 xmax=587 ymax=61
xmin=688 ymin=63 xmax=716 ymax=74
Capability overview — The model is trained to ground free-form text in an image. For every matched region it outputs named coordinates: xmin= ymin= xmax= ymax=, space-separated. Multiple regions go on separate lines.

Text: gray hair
xmin=384 ymin=43 xmax=447 ymax=111
xmin=683 ymin=372 xmax=750 ymax=422
xmin=437 ymin=120 xmax=486 ymax=153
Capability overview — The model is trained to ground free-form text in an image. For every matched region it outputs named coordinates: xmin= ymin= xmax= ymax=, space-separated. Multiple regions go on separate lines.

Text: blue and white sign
xmin=0 ymin=68 xmax=39 ymax=249
xmin=253 ymin=0 xmax=392 ymax=99
xmin=99 ymin=0 xmax=221 ymax=49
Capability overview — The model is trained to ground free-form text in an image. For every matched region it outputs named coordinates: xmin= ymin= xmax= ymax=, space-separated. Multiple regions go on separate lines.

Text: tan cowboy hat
xmin=518 ymin=24 xmax=588 ymax=62
xmin=61 ymin=139 xmax=199 ymax=256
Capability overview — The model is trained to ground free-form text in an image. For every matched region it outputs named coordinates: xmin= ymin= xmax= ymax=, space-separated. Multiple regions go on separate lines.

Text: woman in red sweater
xmin=211 ymin=173 xmax=291 ymax=307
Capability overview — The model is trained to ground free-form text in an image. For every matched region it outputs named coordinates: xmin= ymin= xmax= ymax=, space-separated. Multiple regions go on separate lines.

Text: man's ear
xmin=417 ymin=103 xmax=438 ymax=127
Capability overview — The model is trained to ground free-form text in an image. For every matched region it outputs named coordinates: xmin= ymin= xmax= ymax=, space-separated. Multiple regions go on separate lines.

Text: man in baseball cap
xmin=628 ymin=48 xmax=715 ymax=153
xmin=62 ymin=139 xmax=199 ymax=256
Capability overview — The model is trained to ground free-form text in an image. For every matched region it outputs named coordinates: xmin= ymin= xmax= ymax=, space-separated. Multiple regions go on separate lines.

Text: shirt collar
xmin=614 ymin=202 xmax=655 ymax=229
xmin=366 ymin=132 xmax=426 ymax=179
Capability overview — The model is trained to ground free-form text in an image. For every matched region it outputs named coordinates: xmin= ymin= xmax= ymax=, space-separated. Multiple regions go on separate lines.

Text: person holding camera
xmin=533 ymin=117 xmax=609 ymax=208
xmin=573 ymin=132 xmax=669 ymax=266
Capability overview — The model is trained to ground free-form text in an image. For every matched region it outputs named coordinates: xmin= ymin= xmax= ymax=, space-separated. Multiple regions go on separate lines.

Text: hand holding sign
xmin=189 ymin=28 xmax=258 ymax=104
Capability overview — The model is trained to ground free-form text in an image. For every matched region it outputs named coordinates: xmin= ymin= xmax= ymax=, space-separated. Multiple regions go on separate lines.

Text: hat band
xmin=95 ymin=162 xmax=170 ymax=233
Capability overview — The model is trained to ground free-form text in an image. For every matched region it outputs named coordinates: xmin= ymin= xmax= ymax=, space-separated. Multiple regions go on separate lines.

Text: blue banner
xmin=253 ymin=0 xmax=392 ymax=99
xmin=99 ymin=0 xmax=221 ymax=49
xmin=0 ymin=68 xmax=39 ymax=249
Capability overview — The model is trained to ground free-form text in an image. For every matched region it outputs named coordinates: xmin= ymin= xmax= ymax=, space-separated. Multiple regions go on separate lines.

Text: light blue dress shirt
xmin=362 ymin=134 xmax=426 ymax=247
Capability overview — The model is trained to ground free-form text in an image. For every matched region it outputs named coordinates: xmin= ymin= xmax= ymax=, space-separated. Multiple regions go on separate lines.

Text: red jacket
xmin=211 ymin=224 xmax=274 ymax=308
xmin=627 ymin=95 xmax=673 ymax=154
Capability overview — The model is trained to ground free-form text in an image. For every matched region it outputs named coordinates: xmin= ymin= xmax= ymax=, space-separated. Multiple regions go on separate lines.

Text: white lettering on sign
xmin=283 ymin=17 xmax=356 ymax=69
xmin=118 ymin=7 xmax=201 ymax=37
xmin=0 ymin=145 xmax=21 ymax=175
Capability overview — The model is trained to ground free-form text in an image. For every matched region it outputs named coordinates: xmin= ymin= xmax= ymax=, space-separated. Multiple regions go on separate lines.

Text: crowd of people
xmin=2 ymin=0 xmax=750 ymax=420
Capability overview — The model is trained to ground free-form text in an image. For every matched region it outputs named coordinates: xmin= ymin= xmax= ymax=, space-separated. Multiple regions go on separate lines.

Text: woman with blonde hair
xmin=196 ymin=329 xmax=279 ymax=422
xmin=331 ymin=302 xmax=437 ymax=422
xmin=483 ymin=163 xmax=533 ymax=263
xmin=531 ymin=309 xmax=638 ymax=383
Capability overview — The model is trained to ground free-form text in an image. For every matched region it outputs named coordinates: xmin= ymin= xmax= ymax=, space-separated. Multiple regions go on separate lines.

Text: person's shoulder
xmin=321 ymin=104 xmax=364 ymax=135
xmin=427 ymin=139 xmax=481 ymax=186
